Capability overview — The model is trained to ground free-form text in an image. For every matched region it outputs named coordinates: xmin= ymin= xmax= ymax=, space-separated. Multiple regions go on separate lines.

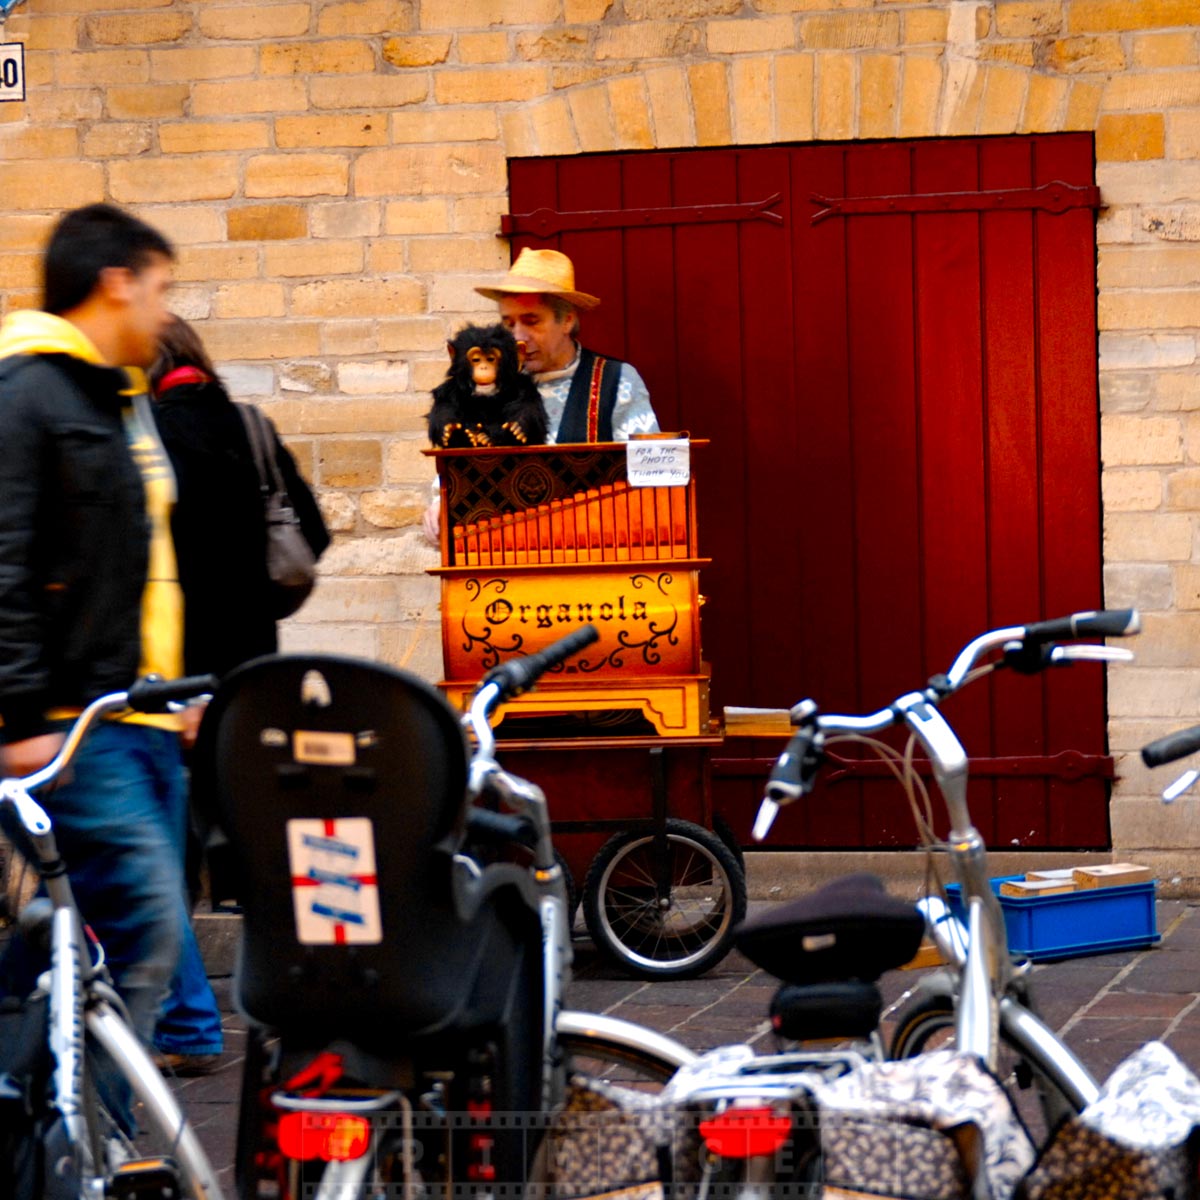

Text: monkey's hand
xmin=466 ymin=426 xmax=493 ymax=447
xmin=439 ymin=422 xmax=462 ymax=447
xmin=502 ymin=421 xmax=530 ymax=445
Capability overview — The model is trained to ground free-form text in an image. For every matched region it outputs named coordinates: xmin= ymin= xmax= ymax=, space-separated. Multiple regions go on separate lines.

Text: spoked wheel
xmin=558 ymin=1028 xmax=685 ymax=1095
xmin=582 ymin=819 xmax=746 ymax=980
xmin=555 ymin=847 xmax=580 ymax=931
xmin=889 ymin=993 xmax=1078 ymax=1145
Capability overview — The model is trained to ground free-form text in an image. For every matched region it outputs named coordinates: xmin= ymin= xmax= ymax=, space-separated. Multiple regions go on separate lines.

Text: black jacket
xmin=0 ymin=353 xmax=149 ymax=742
xmin=153 ymin=377 xmax=330 ymax=679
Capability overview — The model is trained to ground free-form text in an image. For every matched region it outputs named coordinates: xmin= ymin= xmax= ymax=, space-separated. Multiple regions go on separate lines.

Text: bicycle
xmin=0 ymin=675 xmax=227 ymax=1200
xmin=198 ymin=627 xmax=696 ymax=1200
xmin=750 ymin=607 xmax=1140 ymax=1143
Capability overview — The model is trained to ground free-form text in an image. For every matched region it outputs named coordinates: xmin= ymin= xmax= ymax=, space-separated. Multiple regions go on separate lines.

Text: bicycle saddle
xmin=734 ymin=872 xmax=924 ymax=985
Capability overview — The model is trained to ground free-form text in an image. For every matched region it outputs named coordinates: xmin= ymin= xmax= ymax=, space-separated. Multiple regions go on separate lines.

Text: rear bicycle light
xmin=277 ymin=1111 xmax=371 ymax=1162
xmin=699 ymin=1105 xmax=792 ymax=1158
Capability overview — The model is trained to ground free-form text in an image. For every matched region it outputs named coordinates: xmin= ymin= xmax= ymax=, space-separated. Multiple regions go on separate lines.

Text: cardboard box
xmin=1073 ymin=863 xmax=1152 ymax=889
xmin=1025 ymin=868 xmax=1076 ymax=883
xmin=1000 ymin=878 xmax=1076 ymax=898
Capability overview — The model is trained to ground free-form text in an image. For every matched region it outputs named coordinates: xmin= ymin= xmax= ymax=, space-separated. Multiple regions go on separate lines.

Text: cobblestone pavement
xmin=172 ymin=899 xmax=1200 ymax=1196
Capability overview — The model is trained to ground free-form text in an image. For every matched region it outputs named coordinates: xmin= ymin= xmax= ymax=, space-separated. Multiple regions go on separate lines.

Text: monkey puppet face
xmin=466 ymin=345 xmax=501 ymax=389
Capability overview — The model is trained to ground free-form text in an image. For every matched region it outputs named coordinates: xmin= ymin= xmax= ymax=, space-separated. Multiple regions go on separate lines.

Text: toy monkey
xmin=426 ymin=323 xmax=548 ymax=449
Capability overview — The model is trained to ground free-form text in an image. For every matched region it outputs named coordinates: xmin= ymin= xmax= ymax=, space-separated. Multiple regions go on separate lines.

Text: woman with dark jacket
xmin=148 ymin=318 xmax=330 ymax=1070
xmin=149 ymin=316 xmax=330 ymax=679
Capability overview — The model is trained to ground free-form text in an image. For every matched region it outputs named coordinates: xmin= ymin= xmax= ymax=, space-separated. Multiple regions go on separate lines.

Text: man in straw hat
xmin=475 ymin=247 xmax=659 ymax=444
xmin=422 ymin=248 xmax=660 ymax=542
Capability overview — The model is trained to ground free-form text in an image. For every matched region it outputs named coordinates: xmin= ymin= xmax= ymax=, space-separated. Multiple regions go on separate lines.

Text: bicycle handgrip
xmin=765 ymin=725 xmax=818 ymax=803
xmin=126 ymin=674 xmax=219 ymax=713
xmin=1142 ymin=725 xmax=1200 ymax=769
xmin=465 ymin=806 xmax=538 ymax=850
xmin=482 ymin=625 xmax=600 ymax=701
xmin=1023 ymin=609 xmax=1140 ymax=645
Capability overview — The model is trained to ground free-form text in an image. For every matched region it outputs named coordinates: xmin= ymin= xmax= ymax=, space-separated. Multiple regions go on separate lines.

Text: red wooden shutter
xmin=507 ymin=134 xmax=1108 ymax=850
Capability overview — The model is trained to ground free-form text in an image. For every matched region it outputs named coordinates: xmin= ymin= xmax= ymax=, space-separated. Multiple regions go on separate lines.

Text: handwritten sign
xmin=626 ymin=438 xmax=690 ymax=488
xmin=0 ymin=44 xmax=24 ymax=104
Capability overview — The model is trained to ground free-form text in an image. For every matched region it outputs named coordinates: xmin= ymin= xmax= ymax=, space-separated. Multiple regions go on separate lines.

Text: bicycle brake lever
xmin=751 ymin=798 xmax=780 ymax=842
xmin=1162 ymin=769 xmax=1199 ymax=804
xmin=1047 ymin=645 xmax=1134 ymax=665
xmin=0 ymin=780 xmax=52 ymax=836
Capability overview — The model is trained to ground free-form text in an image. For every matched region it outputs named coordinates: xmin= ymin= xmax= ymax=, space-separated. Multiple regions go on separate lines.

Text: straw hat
xmin=475 ymin=248 xmax=600 ymax=311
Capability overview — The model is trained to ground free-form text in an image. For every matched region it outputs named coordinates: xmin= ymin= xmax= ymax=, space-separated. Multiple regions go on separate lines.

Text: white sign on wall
xmin=0 ymin=43 xmax=24 ymax=103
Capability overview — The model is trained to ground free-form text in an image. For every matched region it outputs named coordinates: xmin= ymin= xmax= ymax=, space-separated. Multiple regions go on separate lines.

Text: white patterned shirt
xmin=534 ymin=346 xmax=659 ymax=444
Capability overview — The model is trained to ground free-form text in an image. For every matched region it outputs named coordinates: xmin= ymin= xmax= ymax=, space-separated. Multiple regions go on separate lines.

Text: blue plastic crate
xmin=943 ymin=875 xmax=1160 ymax=962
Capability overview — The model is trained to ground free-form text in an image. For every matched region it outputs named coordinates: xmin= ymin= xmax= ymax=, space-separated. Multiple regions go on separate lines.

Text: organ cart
xmin=427 ymin=440 xmax=746 ymax=978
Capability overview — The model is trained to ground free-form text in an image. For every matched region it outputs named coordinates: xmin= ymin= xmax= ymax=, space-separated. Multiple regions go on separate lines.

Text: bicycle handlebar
xmin=1142 ymin=724 xmax=1200 ymax=769
xmin=3 ymin=675 xmax=218 ymax=798
xmin=1022 ymin=608 xmax=1140 ymax=645
xmin=127 ymin=674 xmax=219 ymax=713
xmin=754 ymin=609 xmax=1139 ymax=839
xmin=480 ymin=625 xmax=600 ymax=704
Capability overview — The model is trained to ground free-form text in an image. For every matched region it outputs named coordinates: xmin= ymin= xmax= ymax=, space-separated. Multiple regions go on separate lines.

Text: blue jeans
xmin=39 ymin=722 xmax=218 ymax=1049
xmin=154 ymin=922 xmax=224 ymax=1056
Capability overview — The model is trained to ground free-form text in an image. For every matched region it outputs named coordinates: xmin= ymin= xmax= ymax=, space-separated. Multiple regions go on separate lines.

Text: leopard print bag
xmin=1017 ymin=1041 xmax=1200 ymax=1200
xmin=541 ymin=1075 xmax=699 ymax=1200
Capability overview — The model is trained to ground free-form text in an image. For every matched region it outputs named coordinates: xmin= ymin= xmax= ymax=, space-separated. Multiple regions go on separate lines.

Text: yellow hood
xmin=0 ymin=310 xmax=106 ymax=365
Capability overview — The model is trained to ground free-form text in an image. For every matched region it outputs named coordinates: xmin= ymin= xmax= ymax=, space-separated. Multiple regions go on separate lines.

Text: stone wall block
xmin=1103 ymin=469 xmax=1163 ymax=511
xmin=245 ymin=153 xmax=351 ymax=199
xmin=191 ymin=79 xmax=309 ymax=117
xmin=731 ymin=57 xmax=774 ymax=144
xmin=1102 ymin=414 xmax=1182 ymax=465
xmin=645 ymin=64 xmax=695 ymax=147
xmin=318 ymin=0 xmax=410 ymax=37
xmin=227 ymin=204 xmax=308 ymax=242
xmin=158 ymin=121 xmax=270 ymax=155
xmin=291 ymin=278 xmax=424 ymax=319
xmin=382 ymin=35 xmax=452 ymax=68
xmin=337 ymin=361 xmax=411 ymax=395
xmin=360 ymin=489 xmax=428 ymax=529
xmin=198 ymin=5 xmax=311 ymax=40
xmin=1096 ymin=112 xmax=1166 ymax=162
xmin=775 ymin=52 xmax=815 ymax=141
xmin=1100 ymin=332 xmax=1196 ymax=371
xmin=110 ymin=155 xmax=239 ymax=203
xmin=608 ymin=75 xmax=655 ymax=148
xmin=260 ymin=40 xmax=375 ymax=76
xmin=1104 ymin=563 xmax=1174 ymax=612
xmin=1105 ymin=513 xmax=1193 ymax=562
xmin=708 ymin=15 xmax=794 ymax=54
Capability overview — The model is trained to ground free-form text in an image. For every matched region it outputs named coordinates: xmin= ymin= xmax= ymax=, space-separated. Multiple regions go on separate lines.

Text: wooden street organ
xmin=428 ymin=442 xmax=710 ymax=736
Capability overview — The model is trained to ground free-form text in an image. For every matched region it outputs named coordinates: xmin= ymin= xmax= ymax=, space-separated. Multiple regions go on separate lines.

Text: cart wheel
xmin=555 ymin=846 xmax=580 ymax=929
xmin=583 ymin=819 xmax=747 ymax=979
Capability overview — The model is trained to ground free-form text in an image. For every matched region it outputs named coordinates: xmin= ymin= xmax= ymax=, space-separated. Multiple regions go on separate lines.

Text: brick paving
xmin=173 ymin=899 xmax=1200 ymax=1196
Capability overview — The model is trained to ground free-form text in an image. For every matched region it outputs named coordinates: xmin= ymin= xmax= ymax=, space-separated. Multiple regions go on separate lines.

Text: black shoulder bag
xmin=237 ymin=404 xmax=317 ymax=619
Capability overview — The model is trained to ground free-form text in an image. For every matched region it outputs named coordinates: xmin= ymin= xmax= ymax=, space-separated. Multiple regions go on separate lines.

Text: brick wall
xmin=2 ymin=0 xmax=1199 ymax=869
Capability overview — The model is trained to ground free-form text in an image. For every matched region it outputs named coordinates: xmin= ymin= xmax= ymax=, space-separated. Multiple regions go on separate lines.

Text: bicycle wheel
xmin=85 ymin=1001 xmax=226 ymax=1200
xmin=888 ymin=992 xmax=1077 ymax=1144
xmin=582 ymin=819 xmax=747 ymax=980
xmin=558 ymin=1025 xmax=689 ymax=1095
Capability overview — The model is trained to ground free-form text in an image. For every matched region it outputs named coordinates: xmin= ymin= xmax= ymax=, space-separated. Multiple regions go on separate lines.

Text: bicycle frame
xmin=0 ymin=682 xmax=226 ymax=1200
xmin=755 ymin=614 xmax=1138 ymax=1108
xmin=464 ymin=677 xmax=574 ymax=1106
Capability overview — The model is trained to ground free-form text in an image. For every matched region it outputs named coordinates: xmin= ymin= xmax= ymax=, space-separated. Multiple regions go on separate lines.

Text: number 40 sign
xmin=0 ymin=43 xmax=25 ymax=103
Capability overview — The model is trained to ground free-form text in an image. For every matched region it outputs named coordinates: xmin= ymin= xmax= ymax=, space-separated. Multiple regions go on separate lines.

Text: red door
xmin=507 ymin=134 xmax=1109 ymax=850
